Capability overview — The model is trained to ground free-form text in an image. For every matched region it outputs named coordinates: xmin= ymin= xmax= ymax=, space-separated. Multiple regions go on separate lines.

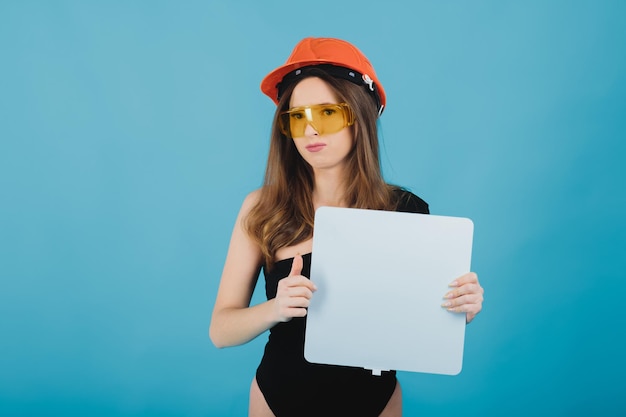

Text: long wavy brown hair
xmin=245 ymin=68 xmax=403 ymax=270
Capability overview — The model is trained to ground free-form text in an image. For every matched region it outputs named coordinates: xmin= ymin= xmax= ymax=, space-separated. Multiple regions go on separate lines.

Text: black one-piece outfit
xmin=256 ymin=190 xmax=429 ymax=417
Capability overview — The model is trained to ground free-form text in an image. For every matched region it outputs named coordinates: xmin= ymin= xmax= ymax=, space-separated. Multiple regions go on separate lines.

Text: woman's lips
xmin=306 ymin=143 xmax=326 ymax=152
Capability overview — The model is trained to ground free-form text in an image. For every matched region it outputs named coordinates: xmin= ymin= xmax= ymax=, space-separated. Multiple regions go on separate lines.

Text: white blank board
xmin=304 ymin=206 xmax=474 ymax=376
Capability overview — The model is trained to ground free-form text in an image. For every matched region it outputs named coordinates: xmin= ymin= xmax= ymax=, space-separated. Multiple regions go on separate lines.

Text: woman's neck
xmin=312 ymin=168 xmax=348 ymax=209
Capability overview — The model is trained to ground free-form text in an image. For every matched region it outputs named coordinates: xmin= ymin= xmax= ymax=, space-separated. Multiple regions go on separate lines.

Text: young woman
xmin=209 ymin=37 xmax=484 ymax=417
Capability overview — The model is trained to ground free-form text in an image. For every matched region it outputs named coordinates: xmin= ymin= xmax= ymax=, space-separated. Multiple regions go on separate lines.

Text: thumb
xmin=288 ymin=253 xmax=303 ymax=277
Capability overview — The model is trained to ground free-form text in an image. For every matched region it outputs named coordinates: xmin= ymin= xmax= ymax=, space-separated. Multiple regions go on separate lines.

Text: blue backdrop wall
xmin=1 ymin=1 xmax=625 ymax=416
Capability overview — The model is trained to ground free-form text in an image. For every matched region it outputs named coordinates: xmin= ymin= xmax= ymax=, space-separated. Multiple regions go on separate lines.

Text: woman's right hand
xmin=274 ymin=254 xmax=317 ymax=322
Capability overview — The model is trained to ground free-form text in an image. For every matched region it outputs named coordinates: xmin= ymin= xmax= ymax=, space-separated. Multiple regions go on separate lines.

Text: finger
xmin=288 ymin=253 xmax=303 ymax=277
xmin=278 ymin=296 xmax=312 ymax=320
xmin=280 ymin=275 xmax=317 ymax=292
xmin=448 ymin=272 xmax=479 ymax=287
xmin=285 ymin=286 xmax=314 ymax=300
xmin=277 ymin=306 xmax=308 ymax=322
xmin=444 ymin=302 xmax=482 ymax=315
xmin=285 ymin=296 xmax=312 ymax=308
xmin=284 ymin=307 xmax=308 ymax=318
xmin=275 ymin=293 xmax=312 ymax=322
xmin=443 ymin=283 xmax=482 ymax=299
xmin=441 ymin=293 xmax=483 ymax=310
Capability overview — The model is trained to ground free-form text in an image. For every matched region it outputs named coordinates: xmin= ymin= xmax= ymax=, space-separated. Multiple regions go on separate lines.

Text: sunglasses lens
xmin=287 ymin=109 xmax=309 ymax=138
xmin=281 ymin=104 xmax=352 ymax=138
xmin=278 ymin=112 xmax=292 ymax=136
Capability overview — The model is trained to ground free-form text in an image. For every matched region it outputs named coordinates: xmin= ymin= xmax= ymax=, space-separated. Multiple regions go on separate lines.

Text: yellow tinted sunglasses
xmin=278 ymin=103 xmax=355 ymax=138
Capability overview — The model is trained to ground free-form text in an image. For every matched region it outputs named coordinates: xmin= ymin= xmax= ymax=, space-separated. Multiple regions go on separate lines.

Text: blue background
xmin=1 ymin=1 xmax=625 ymax=416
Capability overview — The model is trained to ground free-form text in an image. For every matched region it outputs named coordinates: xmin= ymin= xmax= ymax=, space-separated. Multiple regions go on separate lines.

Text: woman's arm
xmin=209 ymin=191 xmax=278 ymax=348
xmin=209 ymin=191 xmax=317 ymax=348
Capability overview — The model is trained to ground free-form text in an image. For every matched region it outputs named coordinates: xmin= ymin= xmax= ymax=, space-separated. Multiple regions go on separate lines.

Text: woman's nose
xmin=304 ymin=122 xmax=319 ymax=136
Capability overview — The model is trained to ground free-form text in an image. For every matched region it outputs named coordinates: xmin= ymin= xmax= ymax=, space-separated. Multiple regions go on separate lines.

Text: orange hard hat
xmin=261 ymin=37 xmax=386 ymax=115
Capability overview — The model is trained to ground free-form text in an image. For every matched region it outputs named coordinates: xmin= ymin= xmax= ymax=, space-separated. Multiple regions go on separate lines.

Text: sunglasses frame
xmin=278 ymin=102 xmax=355 ymax=138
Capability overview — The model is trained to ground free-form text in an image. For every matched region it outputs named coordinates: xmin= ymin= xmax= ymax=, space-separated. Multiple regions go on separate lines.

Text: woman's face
xmin=288 ymin=77 xmax=354 ymax=175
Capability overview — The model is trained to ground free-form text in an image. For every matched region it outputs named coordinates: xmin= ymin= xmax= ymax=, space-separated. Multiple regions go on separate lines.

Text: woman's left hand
xmin=442 ymin=272 xmax=484 ymax=324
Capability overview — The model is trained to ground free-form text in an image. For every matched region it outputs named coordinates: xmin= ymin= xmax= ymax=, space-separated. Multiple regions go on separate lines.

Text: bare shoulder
xmin=237 ymin=188 xmax=262 ymax=217
xmin=243 ymin=188 xmax=262 ymax=207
